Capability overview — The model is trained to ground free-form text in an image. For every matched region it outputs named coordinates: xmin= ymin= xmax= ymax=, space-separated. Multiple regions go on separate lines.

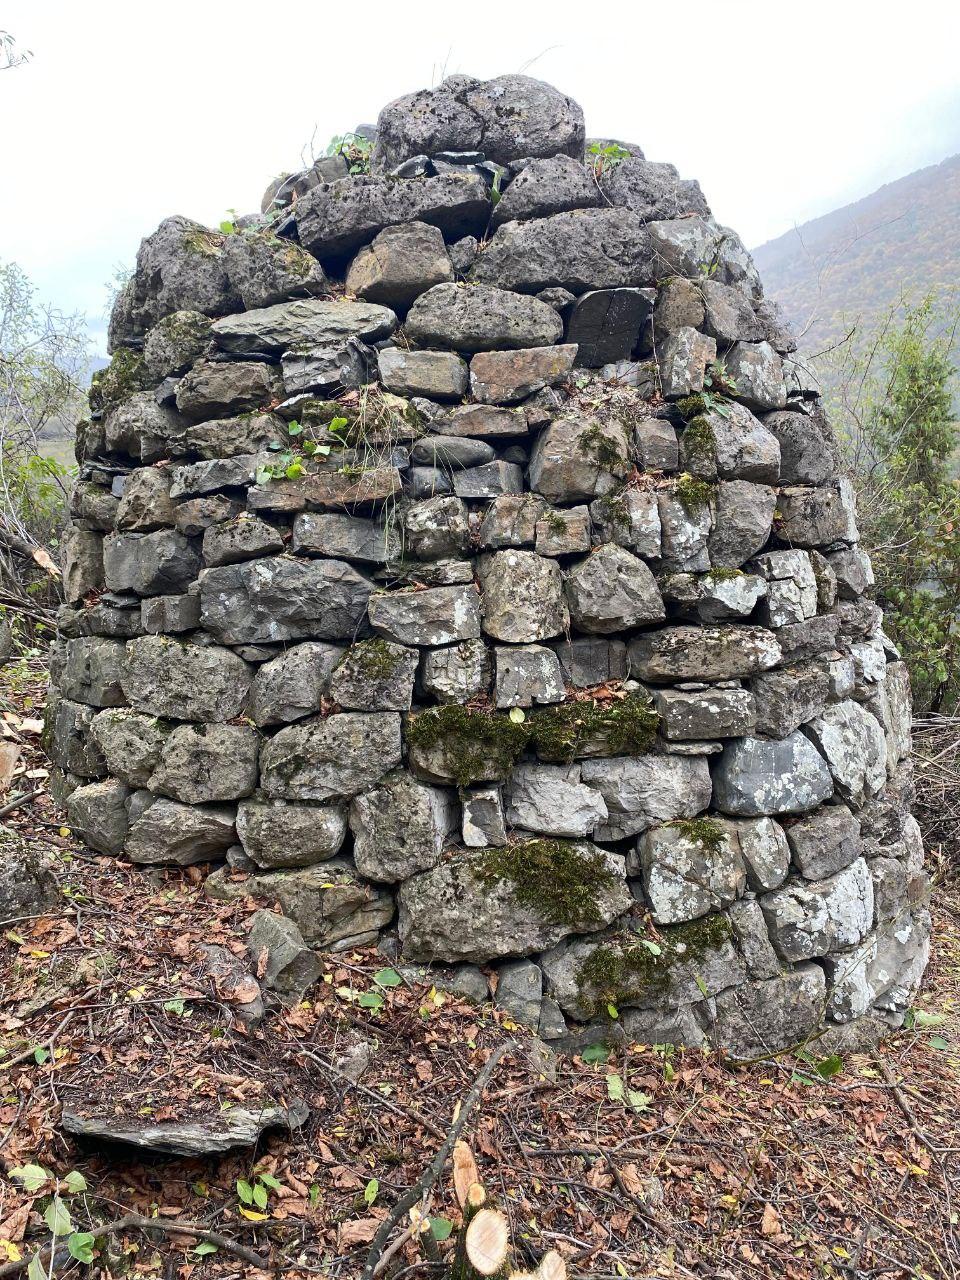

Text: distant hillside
xmin=753 ymin=155 xmax=960 ymax=360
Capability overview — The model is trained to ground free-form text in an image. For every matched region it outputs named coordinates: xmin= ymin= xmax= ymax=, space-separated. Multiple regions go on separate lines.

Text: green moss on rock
xmin=344 ymin=638 xmax=404 ymax=680
xmin=581 ymin=423 xmax=626 ymax=469
xmin=530 ymin=692 xmax=658 ymax=763
xmin=89 ymin=349 xmax=151 ymax=413
xmin=667 ymin=816 xmax=726 ymax=855
xmin=675 ymin=472 xmax=715 ymax=512
xmin=406 ymin=705 xmax=530 ymax=786
xmin=475 ymin=839 xmax=615 ymax=927
xmin=675 ymin=394 xmax=706 ymax=421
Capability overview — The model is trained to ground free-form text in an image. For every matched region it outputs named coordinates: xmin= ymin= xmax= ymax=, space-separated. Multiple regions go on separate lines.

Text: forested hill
xmin=752 ymin=154 xmax=960 ymax=356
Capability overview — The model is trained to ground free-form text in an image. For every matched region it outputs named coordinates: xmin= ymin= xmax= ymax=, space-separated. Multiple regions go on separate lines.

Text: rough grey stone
xmin=66 ymin=779 xmax=130 ymax=856
xmin=296 ymin=172 xmax=490 ymax=258
xmin=260 ymin=712 xmax=402 ymax=801
xmin=480 ymin=550 xmax=568 ymax=642
xmin=125 ymin=798 xmax=237 ymax=865
xmin=121 ymin=636 xmax=252 ymax=721
xmin=640 ymin=821 xmax=746 ymax=924
xmin=553 ymin=637 xmax=627 ymax=688
xmin=116 ymin=468 xmax=176 ymax=532
xmin=472 ymin=208 xmax=653 ymax=294
xmin=657 ymin=490 xmax=712 ymax=572
xmin=221 ymin=232 xmax=327 ymax=311
xmin=529 ymin=416 xmax=632 ymax=502
xmin=786 ymin=804 xmax=861 ymax=880
xmin=494 ymin=645 xmax=564 ymax=708
xmin=493 ymin=155 xmax=599 ymax=228
xmin=149 ymin=723 xmax=259 ymax=803
xmin=102 ymin=393 xmax=188 ymax=463
xmin=566 ymin=544 xmax=665 ymax=634
xmin=731 ymin=816 xmax=790 ymax=892
xmin=329 ymin=639 xmax=419 ymax=711
xmin=750 ymin=662 xmax=830 ymax=738
xmin=469 ymin=345 xmax=577 ymax=404
xmin=478 ymin=494 xmax=544 ymax=549
xmin=246 ymin=910 xmax=322 ymax=1002
xmin=713 ymin=965 xmax=825 ymax=1061
xmin=237 ymin=798 xmax=347 ymax=867
xmin=59 ymin=637 xmax=127 ymax=707
xmin=174 ymin=361 xmax=281 ymax=422
xmin=646 ymin=216 xmax=761 ymax=299
xmin=599 ymin=156 xmax=710 ymax=221
xmin=369 ymin=583 xmax=480 ymax=646
xmin=760 ymin=858 xmax=875 ymax=961
xmin=566 ymin=289 xmax=653 ymax=367
xmin=142 ymin=310 xmax=212 ymax=379
xmin=350 ymin=770 xmax=456 ymax=882
xmin=660 ymin=571 xmax=766 ymax=623
xmin=657 ymin=327 xmax=716 ymax=398
xmin=723 ymin=341 xmax=787 ymax=411
xmin=507 ymin=763 xmax=607 ymax=837
xmin=452 ymin=460 xmax=524 ymax=497
xmin=173 ymin=495 xmax=242 ymax=537
xmin=345 ymin=221 xmax=454 ymax=307
xmin=89 ymin=708 xmax=169 ymax=788
xmin=590 ymin=490 xmax=661 ymax=558
xmin=699 ymin=279 xmax=763 ymax=344
xmin=655 ymin=686 xmax=755 ymax=741
xmin=410 ymin=437 xmax=494 ymax=471
xmin=211 ymin=297 xmax=397 ymax=355
xmin=103 ymin=529 xmax=200 ymax=597
xmin=775 ymin=486 xmax=851 ymax=548
xmin=43 ymin=694 xmax=107 ymax=778
xmin=462 ymin=786 xmax=507 ymax=847
xmin=292 ymin=512 xmax=399 ymax=564
xmin=141 ymin=591 xmax=202 ymax=634
xmin=280 ymin=339 xmax=374 ymax=396
xmin=633 ymin=417 xmax=679 ymax=472
xmin=712 ymin=732 xmax=834 ymax=816
xmin=248 ymin=642 xmax=342 ymax=727
xmin=168 ymin=456 xmax=256 ymax=500
xmin=629 ymin=625 xmax=781 ymax=682
xmin=202 ymin=516 xmax=284 ymax=567
xmin=420 ymin=639 xmax=490 ymax=703
xmin=378 ymin=347 xmax=467 ymax=400
xmin=828 ymin=547 xmax=875 ymax=600
xmin=752 ymin=550 xmax=818 ymax=628
xmin=439 ymin=404 xmax=529 ymax=440
xmin=763 ymin=409 xmax=839 ymax=486
xmin=398 ymin=843 xmax=631 ymax=963
xmin=804 ymin=700 xmax=887 ymax=809
xmin=406 ymin=282 xmax=562 ymax=351
xmin=495 ymin=959 xmax=543 ymax=1029
xmin=708 ymin=481 xmax=776 ymax=568
xmin=580 ymin=755 xmax=713 ymax=840
xmin=200 ymin=556 xmax=373 ymax=644
xmin=535 ymin=505 xmax=591 ymax=556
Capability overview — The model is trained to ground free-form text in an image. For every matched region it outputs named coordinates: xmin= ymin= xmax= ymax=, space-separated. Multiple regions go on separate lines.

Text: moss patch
xmin=530 ymin=693 xmax=658 ymax=763
xmin=667 ymin=816 xmax=726 ymax=855
xmin=89 ymin=349 xmax=151 ymax=412
xmin=578 ymin=913 xmax=732 ymax=1014
xmin=680 ymin=415 xmax=715 ymax=469
xmin=475 ymin=839 xmax=615 ymax=928
xmin=342 ymin=638 xmax=404 ymax=680
xmin=581 ymin=423 xmax=626 ymax=469
xmin=406 ymin=705 xmax=530 ymax=786
xmin=182 ymin=227 xmax=225 ymax=257
xmin=675 ymin=472 xmax=715 ymax=512
xmin=675 ymin=394 xmax=706 ymax=421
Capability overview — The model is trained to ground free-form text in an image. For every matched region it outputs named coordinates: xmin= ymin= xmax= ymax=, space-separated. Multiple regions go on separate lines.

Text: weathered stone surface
xmin=207 ymin=860 xmax=394 ymax=948
xmin=296 ymin=173 xmax=490 ymax=258
xmin=59 ymin=637 xmax=126 ymax=707
xmin=804 ymin=700 xmax=887 ymax=809
xmin=168 ymin=456 xmax=256 ymax=499
xmin=440 ymin=404 xmax=528 ymax=439
xmin=654 ymin=276 xmax=705 ymax=332
xmin=660 ymin=571 xmax=767 ymax=624
xmin=752 ymin=550 xmax=818 ymax=628
xmin=372 ymin=74 xmax=585 ymax=171
xmin=712 ymin=732 xmax=834 ymax=816
xmin=761 ymin=858 xmax=874 ymax=961
xmin=685 ymin=403 xmax=781 ymax=485
xmin=494 ymin=645 xmax=564 ymax=708
xmin=654 ymin=687 xmax=755 ymax=741
xmin=202 ymin=515 xmax=284 ymax=567
xmin=0 ymin=849 xmax=57 ymax=924
xmin=828 ymin=546 xmax=875 ymax=600
xmin=223 ymin=231 xmax=327 ymax=311
xmin=566 ymin=544 xmax=665 ymax=634
xmin=478 ymin=494 xmax=544 ymax=549
xmin=66 ymin=779 xmax=130 ymax=856
xmin=199 ymin=557 xmax=373 ymax=644
xmin=116 ymin=468 xmax=176 ymax=532
xmin=566 ymin=288 xmax=653 ymax=367
xmin=102 ymin=393 xmax=188 ymax=463
xmin=260 ymin=712 xmax=402 ymax=801
xmin=330 ymin=639 xmax=419 ymax=711
xmin=580 ymin=755 xmax=713 ymax=840
xmin=410 ymin=437 xmax=493 ymax=471
xmin=470 ymin=345 xmax=577 ymax=404
xmin=237 ymin=798 xmax=347 ymax=867
xmin=452 ymin=460 xmax=524 ymax=498
xmin=369 ymin=584 xmax=480 ymax=646
xmin=43 ymin=694 xmax=106 ymax=777
xmin=378 ymin=348 xmax=467 ymax=399
xmin=346 ymin=221 xmax=453 ymax=308
xmin=211 ymin=297 xmax=397 ymax=355
xmin=175 ymin=361 xmax=281 ymax=422
xmin=657 ymin=327 xmax=717 ymax=398
xmin=646 ymin=216 xmax=761 ymax=298
xmin=480 ymin=550 xmax=568 ymax=642
xmin=280 ymin=340 xmax=373 ymax=396
xmin=763 ymin=409 xmax=839 ymax=485
xmin=472 ymin=208 xmax=653 ymax=294
xmin=529 ymin=416 xmax=631 ymax=501
xmin=535 ymin=505 xmax=591 ymax=556
xmin=632 ymin=416 xmax=678 ymax=472
xmin=121 ymin=637 xmax=252 ymax=721
xmin=507 ymin=763 xmax=607 ymax=837
xmin=775 ymin=486 xmax=851 ymax=548
xmin=723 ymin=341 xmax=786 ymax=411
xmin=350 ymin=770 xmax=456 ymax=882
xmin=462 ymin=785 xmax=507 ymax=847
xmin=143 ymin=310 xmax=212 ymax=379
xmin=149 ymin=723 xmax=260 ymax=803
xmin=699 ymin=279 xmax=762 ymax=343
xmin=657 ymin=490 xmax=712 ymax=572
xmin=248 ymin=642 xmax=342 ymax=727
xmin=398 ymin=843 xmax=631 ymax=963
xmin=591 ymin=489 xmax=661 ymax=558
xmin=90 ymin=708 xmax=169 ymax=788
xmin=173 ymin=495 xmax=241 ymax=536
xmin=126 ymin=798 xmax=237 ymax=865
xmin=629 ymin=625 xmax=781 ymax=682
xmin=750 ymin=662 xmax=830 ymax=738
xmin=786 ymin=804 xmax=861 ymax=880
xmin=554 ymin=638 xmax=627 ymax=688
xmin=420 ymin=639 xmax=490 ymax=703
xmin=61 ymin=1101 xmax=306 ymax=1157
xmin=103 ymin=529 xmax=200 ymax=597
xmin=595 ymin=154 xmax=706 ymax=218
xmin=292 ymin=512 xmax=399 ymax=563
xmin=246 ymin=909 xmax=322 ymax=1001
xmin=495 ymin=959 xmax=543 ymax=1029
xmin=640 ymin=822 xmax=746 ymax=924
xmin=732 ymin=816 xmax=790 ymax=892
xmin=406 ymin=283 xmax=562 ymax=351
xmin=713 ymin=965 xmax=825 ymax=1061
xmin=62 ymin=528 xmax=105 ymax=605
xmin=493 ymin=155 xmax=599 ymax=230
xmin=108 ymin=217 xmax=241 ymax=346
xmin=708 ymin=481 xmax=776 ymax=567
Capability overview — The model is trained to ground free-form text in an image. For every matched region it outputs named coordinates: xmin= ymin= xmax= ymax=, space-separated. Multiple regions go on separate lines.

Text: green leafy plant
xmin=326 ymin=132 xmax=372 ymax=175
xmin=589 ymin=141 xmax=630 ymax=179
xmin=9 ymin=1166 xmax=96 ymax=1273
xmin=236 ymin=1171 xmax=282 ymax=1218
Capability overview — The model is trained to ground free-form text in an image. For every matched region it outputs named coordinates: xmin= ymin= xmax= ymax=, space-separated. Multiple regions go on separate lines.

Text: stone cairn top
xmin=48 ymin=73 xmax=929 ymax=1060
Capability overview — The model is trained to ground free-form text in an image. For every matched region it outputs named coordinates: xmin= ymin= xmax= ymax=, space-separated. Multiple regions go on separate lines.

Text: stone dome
xmin=49 ymin=73 xmax=929 ymax=1060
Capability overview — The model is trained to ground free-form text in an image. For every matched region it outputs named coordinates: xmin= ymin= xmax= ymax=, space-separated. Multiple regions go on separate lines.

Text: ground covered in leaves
xmin=1 ymin=651 xmax=959 ymax=1280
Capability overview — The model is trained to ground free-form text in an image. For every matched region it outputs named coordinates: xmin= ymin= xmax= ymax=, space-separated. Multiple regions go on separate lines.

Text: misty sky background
xmin=3 ymin=0 xmax=960 ymax=356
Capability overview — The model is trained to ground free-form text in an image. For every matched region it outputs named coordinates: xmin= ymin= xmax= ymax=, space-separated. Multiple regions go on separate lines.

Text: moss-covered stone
xmin=667 ymin=815 xmax=726 ymax=855
xmin=679 ymin=415 xmax=715 ymax=468
xmin=530 ymin=692 xmax=658 ymax=763
xmin=581 ymin=422 xmax=627 ymax=469
xmin=577 ymin=913 xmax=733 ymax=1013
xmin=89 ymin=349 xmax=151 ymax=413
xmin=675 ymin=394 xmax=706 ymax=421
xmin=405 ymin=705 xmax=530 ymax=786
xmin=675 ymin=471 xmax=715 ymax=512
xmin=345 ymin=637 xmax=405 ymax=680
xmin=475 ymin=839 xmax=616 ymax=927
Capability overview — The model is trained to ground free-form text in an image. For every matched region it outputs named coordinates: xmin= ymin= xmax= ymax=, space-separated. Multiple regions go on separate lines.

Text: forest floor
xmin=0 ymin=650 xmax=958 ymax=1280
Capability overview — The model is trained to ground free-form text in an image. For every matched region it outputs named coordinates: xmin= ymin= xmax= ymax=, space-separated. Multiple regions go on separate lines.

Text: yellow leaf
xmin=909 ymin=1165 xmax=928 ymax=1176
xmin=0 ymin=1241 xmax=22 ymax=1263
xmin=58 ymin=827 xmax=71 ymax=838
xmin=833 ymin=1246 xmax=851 ymax=1259
xmin=237 ymin=1208 xmax=268 ymax=1222
xmin=28 ymin=950 xmax=50 ymax=959
xmin=127 ymin=986 xmax=147 ymax=1000
xmin=720 ymin=1194 xmax=739 ymax=1208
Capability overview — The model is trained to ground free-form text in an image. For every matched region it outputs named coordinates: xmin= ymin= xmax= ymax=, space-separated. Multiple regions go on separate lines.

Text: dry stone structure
xmin=47 ymin=74 xmax=929 ymax=1059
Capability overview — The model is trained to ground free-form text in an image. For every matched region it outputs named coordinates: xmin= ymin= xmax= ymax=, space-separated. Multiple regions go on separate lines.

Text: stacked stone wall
xmin=47 ymin=73 xmax=930 ymax=1058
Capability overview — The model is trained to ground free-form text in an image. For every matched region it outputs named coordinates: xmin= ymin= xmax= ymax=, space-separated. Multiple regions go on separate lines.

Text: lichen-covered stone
xmin=125 ymin=798 xmax=237 ymax=865
xmin=420 ymin=639 xmax=490 ymax=704
xmin=580 ymin=755 xmax=713 ymax=841
xmin=480 ymin=550 xmax=568 ymax=642
xmin=121 ymin=636 xmax=252 ymax=721
xmin=529 ymin=416 xmax=632 ymax=501
xmin=237 ymin=798 xmax=347 ymax=868
xmin=760 ymin=858 xmax=874 ymax=961
xmin=565 ymin=544 xmax=665 ymax=634
xmin=629 ymin=625 xmax=781 ymax=683
xmin=329 ymin=639 xmax=418 ymax=711
xmin=260 ymin=712 xmax=402 ymax=801
xmin=406 ymin=283 xmax=562 ymax=351
xmin=713 ymin=965 xmax=825 ymax=1060
xmin=712 ymin=732 xmax=834 ymax=816
xmin=248 ymin=642 xmax=342 ymax=727
xmin=804 ymin=700 xmax=887 ymax=809
xmin=640 ymin=820 xmax=746 ymax=924
xmin=786 ymin=803 xmax=861 ymax=880
xmin=369 ymin=584 xmax=480 ymax=646
xmin=246 ymin=909 xmax=322 ymax=1002
xmin=149 ymin=723 xmax=260 ymax=803
xmin=493 ymin=645 xmax=564 ymax=709
xmin=66 ymin=779 xmax=130 ymax=856
xmin=350 ymin=770 xmax=456 ymax=882
xmin=506 ymin=763 xmax=607 ymax=837
xmin=654 ymin=686 xmax=755 ymax=741
xmin=346 ymin=221 xmax=454 ymax=308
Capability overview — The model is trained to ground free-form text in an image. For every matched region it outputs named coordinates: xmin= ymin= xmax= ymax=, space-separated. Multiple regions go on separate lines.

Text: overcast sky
xmin=4 ymin=0 xmax=960 ymax=355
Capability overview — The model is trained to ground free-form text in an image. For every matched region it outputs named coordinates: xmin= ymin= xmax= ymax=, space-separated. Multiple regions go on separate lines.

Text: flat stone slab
xmin=61 ymin=1100 xmax=308 ymax=1156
